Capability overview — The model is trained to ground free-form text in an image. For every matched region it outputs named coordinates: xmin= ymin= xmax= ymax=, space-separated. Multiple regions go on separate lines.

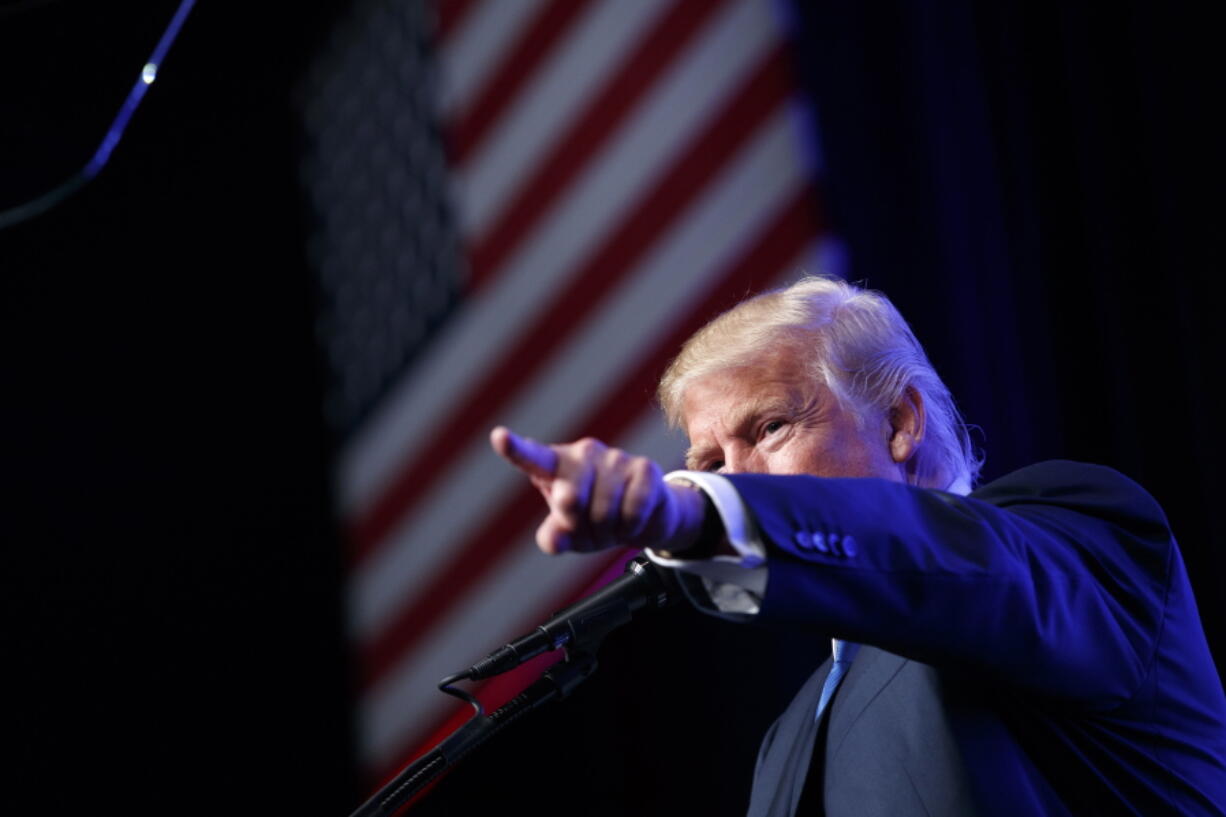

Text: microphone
xmin=465 ymin=556 xmax=680 ymax=680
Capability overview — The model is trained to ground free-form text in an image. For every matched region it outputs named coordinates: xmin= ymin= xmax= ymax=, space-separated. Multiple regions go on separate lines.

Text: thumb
xmin=490 ymin=426 xmax=558 ymax=481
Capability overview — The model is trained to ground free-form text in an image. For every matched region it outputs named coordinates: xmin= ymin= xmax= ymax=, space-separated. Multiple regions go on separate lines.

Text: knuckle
xmin=602 ymin=447 xmax=629 ymax=470
xmin=623 ymin=471 xmax=658 ymax=520
xmin=628 ymin=456 xmax=657 ymax=479
xmin=574 ymin=437 xmax=604 ymax=458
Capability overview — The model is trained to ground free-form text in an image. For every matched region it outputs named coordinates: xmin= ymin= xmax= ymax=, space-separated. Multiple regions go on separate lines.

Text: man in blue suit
xmin=491 ymin=276 xmax=1226 ymax=815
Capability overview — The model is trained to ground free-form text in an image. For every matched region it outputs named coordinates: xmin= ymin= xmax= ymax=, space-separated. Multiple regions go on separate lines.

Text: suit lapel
xmin=824 ymin=646 xmax=908 ymax=756
xmin=748 ymin=647 xmax=912 ymax=817
xmin=746 ymin=655 xmax=831 ymax=817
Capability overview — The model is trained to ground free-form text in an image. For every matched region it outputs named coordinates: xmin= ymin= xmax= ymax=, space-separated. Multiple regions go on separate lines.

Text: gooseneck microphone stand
xmin=346 ymin=556 xmax=679 ymax=817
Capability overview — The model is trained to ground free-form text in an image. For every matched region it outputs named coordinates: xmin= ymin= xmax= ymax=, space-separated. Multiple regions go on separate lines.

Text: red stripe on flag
xmin=359 ymin=185 xmax=823 ymax=689
xmin=467 ymin=0 xmax=729 ymax=292
xmin=448 ymin=0 xmax=596 ymax=167
xmin=348 ymin=47 xmax=794 ymax=566
xmin=435 ymin=0 xmax=480 ymax=44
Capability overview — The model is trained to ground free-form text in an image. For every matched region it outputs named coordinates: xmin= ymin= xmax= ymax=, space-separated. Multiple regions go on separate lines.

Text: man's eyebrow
xmin=730 ymin=395 xmax=795 ymax=431
xmin=681 ymin=394 xmax=802 ymax=469
xmin=684 ymin=445 xmax=713 ymax=470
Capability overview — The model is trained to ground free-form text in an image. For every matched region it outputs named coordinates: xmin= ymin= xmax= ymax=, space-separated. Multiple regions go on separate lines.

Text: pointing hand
xmin=490 ymin=426 xmax=706 ymax=555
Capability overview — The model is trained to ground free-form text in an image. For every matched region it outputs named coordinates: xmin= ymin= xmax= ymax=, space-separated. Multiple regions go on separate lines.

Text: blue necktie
xmin=815 ymin=639 xmax=859 ymax=719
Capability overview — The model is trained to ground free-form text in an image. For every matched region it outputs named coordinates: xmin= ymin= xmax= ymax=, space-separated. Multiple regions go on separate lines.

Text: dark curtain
xmin=790 ymin=0 xmax=1225 ymax=669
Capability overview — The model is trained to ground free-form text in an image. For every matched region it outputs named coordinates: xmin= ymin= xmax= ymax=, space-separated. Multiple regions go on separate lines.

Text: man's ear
xmin=889 ymin=386 xmax=925 ymax=465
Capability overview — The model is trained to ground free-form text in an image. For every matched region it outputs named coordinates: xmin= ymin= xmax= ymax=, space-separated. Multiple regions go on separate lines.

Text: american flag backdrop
xmin=303 ymin=0 xmax=833 ymax=782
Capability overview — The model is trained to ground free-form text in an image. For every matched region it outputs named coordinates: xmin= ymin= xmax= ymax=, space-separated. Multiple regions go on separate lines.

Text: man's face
xmin=680 ymin=344 xmax=904 ymax=481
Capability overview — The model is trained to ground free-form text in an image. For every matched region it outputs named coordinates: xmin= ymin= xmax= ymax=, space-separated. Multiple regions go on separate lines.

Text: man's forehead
xmin=680 ymin=358 xmax=820 ymax=433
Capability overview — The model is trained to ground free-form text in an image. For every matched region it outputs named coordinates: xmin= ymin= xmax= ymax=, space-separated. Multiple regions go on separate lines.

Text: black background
xmin=2 ymin=1 xmax=1221 ymax=815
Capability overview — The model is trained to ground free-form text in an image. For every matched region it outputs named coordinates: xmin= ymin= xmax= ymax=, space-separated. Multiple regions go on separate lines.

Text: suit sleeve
xmin=726 ymin=461 xmax=1174 ymax=707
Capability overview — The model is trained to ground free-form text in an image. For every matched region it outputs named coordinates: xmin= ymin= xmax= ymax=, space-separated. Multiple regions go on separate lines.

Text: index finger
xmin=490 ymin=426 xmax=558 ymax=480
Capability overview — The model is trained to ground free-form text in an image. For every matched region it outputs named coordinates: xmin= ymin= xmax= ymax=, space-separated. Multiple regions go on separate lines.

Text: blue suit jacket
xmin=722 ymin=461 xmax=1226 ymax=816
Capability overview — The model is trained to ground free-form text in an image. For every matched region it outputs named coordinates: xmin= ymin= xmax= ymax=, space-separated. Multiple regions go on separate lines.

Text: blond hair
xmin=658 ymin=276 xmax=980 ymax=493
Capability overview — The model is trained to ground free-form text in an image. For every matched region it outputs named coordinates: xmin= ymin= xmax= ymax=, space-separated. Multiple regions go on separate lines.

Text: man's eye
xmin=705 ymin=460 xmax=724 ymax=473
xmin=763 ymin=420 xmax=785 ymax=436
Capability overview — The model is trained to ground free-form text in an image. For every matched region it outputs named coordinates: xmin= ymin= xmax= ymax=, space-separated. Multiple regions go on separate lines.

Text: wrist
xmin=656 ymin=484 xmax=727 ymax=559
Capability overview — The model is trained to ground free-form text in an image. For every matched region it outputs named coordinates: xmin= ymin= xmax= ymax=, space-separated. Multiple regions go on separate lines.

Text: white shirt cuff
xmin=646 ymin=470 xmax=768 ymax=618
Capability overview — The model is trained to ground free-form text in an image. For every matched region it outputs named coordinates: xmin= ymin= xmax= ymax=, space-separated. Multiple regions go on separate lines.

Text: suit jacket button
xmin=827 ymin=533 xmax=842 ymax=556
xmin=841 ymin=535 xmax=857 ymax=557
xmin=794 ymin=531 xmax=812 ymax=550
xmin=809 ymin=532 xmax=828 ymax=553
